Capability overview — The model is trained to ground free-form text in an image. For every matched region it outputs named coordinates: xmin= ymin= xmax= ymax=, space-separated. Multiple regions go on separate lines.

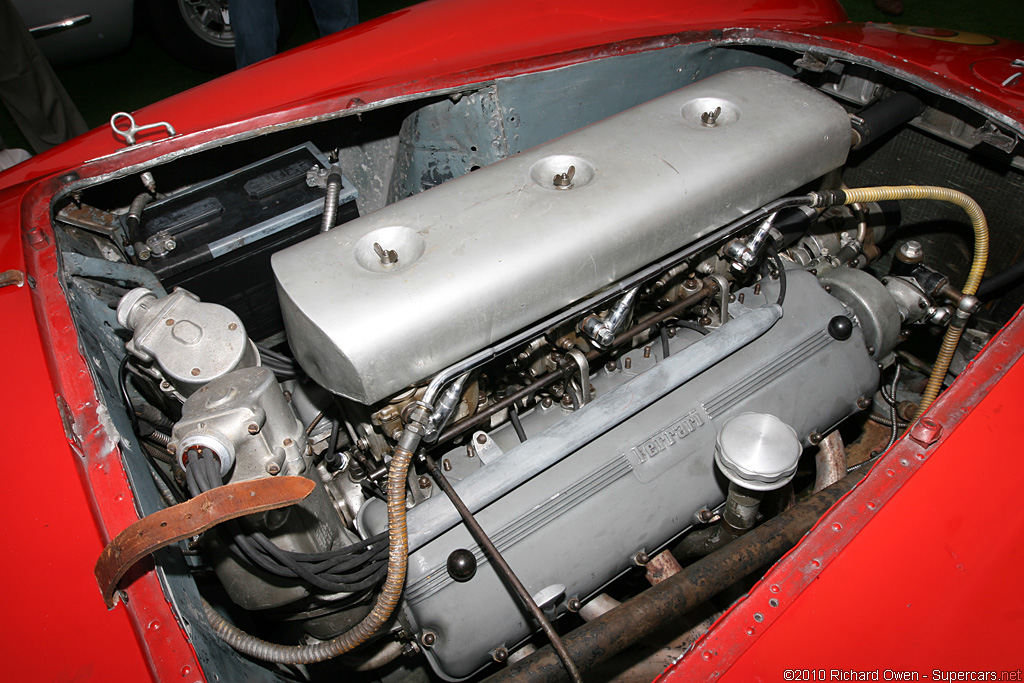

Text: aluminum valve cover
xmin=273 ymin=67 xmax=851 ymax=402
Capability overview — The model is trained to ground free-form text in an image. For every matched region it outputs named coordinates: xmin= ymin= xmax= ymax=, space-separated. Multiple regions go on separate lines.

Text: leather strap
xmin=95 ymin=476 xmax=315 ymax=608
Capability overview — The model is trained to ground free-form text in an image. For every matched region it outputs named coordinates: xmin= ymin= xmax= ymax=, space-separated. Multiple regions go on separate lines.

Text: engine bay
xmin=51 ymin=40 xmax=1023 ymax=683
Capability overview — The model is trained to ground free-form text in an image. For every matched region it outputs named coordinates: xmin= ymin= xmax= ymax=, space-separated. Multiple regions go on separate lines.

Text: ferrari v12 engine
xmin=112 ymin=66 xmax=924 ymax=679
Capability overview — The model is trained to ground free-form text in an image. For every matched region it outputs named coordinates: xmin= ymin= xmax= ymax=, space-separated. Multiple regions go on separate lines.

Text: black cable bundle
xmin=184 ymin=452 xmax=388 ymax=593
xmin=257 ymin=344 xmax=304 ymax=381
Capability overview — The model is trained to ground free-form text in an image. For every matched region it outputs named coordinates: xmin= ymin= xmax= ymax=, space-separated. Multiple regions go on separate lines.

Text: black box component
xmin=134 ymin=143 xmax=358 ymax=341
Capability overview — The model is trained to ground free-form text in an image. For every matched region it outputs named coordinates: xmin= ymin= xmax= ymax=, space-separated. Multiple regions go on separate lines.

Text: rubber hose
xmin=841 ymin=186 xmax=989 ymax=417
xmin=201 ymin=440 xmax=413 ymax=663
xmin=320 ymin=170 xmax=342 ymax=233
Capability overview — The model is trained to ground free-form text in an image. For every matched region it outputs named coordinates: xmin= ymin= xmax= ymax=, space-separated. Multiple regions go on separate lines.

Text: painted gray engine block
xmin=272 ymin=67 xmax=851 ymax=403
xmin=367 ymin=271 xmax=880 ymax=679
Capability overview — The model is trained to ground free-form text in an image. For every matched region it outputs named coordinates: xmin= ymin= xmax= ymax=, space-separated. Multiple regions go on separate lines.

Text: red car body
xmin=1 ymin=1 xmax=1022 ymax=681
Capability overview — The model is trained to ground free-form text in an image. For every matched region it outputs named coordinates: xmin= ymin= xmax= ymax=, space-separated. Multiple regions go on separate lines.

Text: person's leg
xmin=230 ymin=0 xmax=280 ymax=68
xmin=308 ymin=0 xmax=359 ymax=37
xmin=0 ymin=0 xmax=88 ymax=153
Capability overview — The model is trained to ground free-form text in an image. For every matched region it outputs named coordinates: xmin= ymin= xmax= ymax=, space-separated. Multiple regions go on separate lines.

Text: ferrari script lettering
xmin=631 ymin=410 xmax=704 ymax=462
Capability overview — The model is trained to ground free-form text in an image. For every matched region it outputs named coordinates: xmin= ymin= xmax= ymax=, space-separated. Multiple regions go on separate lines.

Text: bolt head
xmin=418 ymin=476 xmax=431 ymax=489
xmin=247 ymin=423 xmax=260 ymax=435
xmin=476 ymin=433 xmax=487 ymax=445
xmin=265 ymin=462 xmax=281 ymax=475
xmin=190 ymin=368 xmax=201 ymax=377
xmin=909 ymin=417 xmax=942 ymax=446
xmin=566 ymin=597 xmax=581 ymax=612
xmin=421 ymin=631 xmax=437 ymax=648
xmin=899 ymin=240 xmax=924 ymax=261
xmin=492 ymin=647 xmax=508 ymax=663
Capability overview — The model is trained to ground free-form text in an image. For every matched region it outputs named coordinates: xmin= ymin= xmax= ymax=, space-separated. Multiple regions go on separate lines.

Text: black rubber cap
xmin=828 ymin=315 xmax=854 ymax=341
xmin=447 ymin=548 xmax=477 ymax=582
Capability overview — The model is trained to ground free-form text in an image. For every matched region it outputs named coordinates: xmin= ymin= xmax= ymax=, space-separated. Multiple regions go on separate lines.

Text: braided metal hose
xmin=201 ymin=437 xmax=415 ymax=663
xmin=841 ymin=186 xmax=989 ymax=417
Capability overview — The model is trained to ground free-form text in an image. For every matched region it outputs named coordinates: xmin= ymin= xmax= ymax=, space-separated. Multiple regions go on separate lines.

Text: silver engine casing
xmin=362 ymin=271 xmax=882 ymax=679
xmin=272 ymin=68 xmax=852 ymax=403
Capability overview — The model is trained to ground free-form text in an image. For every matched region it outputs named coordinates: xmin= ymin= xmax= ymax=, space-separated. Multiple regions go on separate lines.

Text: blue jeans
xmin=230 ymin=0 xmax=359 ymax=69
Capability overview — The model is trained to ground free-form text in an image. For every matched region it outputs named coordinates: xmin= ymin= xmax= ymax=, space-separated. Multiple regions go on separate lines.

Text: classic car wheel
xmin=145 ymin=0 xmax=299 ymax=72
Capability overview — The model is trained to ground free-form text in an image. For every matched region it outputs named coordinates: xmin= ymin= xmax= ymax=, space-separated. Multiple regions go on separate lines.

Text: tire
xmin=145 ymin=0 xmax=300 ymax=73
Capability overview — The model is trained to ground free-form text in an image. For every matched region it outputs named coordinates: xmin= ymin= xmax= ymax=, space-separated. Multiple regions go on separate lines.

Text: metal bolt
xmin=643 ymin=346 xmax=651 ymax=359
xmin=897 ymin=401 xmax=918 ymax=422
xmin=633 ymin=551 xmax=650 ymax=566
xmin=605 ymin=361 xmax=617 ymax=372
xmin=566 ymin=597 xmax=581 ymax=612
xmin=624 ymin=357 xmax=632 ymax=370
xmin=808 ymin=432 xmax=823 ymax=445
xmin=856 ymin=397 xmax=872 ymax=410
xmin=561 ymin=393 xmax=573 ymax=407
xmin=443 ymin=458 xmax=452 ymax=472
xmin=476 ymin=433 xmax=487 ymax=445
xmin=909 ymin=417 xmax=942 ymax=446
xmin=492 ymin=647 xmax=508 ymax=663
xmin=700 ymin=106 xmax=722 ymax=127
xmin=899 ymin=240 xmax=924 ymax=261
xmin=190 ymin=368 xmax=201 ymax=377
xmin=228 ymin=323 xmax=237 ymax=330
xmin=697 ymin=508 xmax=715 ymax=523
xmin=867 ymin=346 xmax=876 ymax=355
xmin=164 ymin=318 xmax=174 ymax=326
xmin=140 ymin=171 xmax=157 ymax=193
xmin=247 ymin=423 xmax=260 ymax=435
xmin=419 ymin=476 xmax=431 ymax=489
xmin=373 ymin=242 xmax=399 ymax=265
xmin=541 ymin=396 xmax=553 ymax=409
xmin=552 ymin=165 xmax=576 ymax=189
xmin=265 ymin=462 xmax=280 ymax=475
xmin=164 ymin=239 xmax=176 ymax=251
xmin=421 ymin=631 xmax=436 ymax=648
xmin=466 ymin=445 xmax=475 ymax=458
xmin=753 ymin=283 xmax=761 ymax=295
xmin=283 ymin=438 xmax=293 ymax=446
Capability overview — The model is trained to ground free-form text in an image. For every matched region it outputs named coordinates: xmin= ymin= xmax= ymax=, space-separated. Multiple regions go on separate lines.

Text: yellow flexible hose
xmin=841 ymin=186 xmax=989 ymax=417
xmin=202 ymin=441 xmax=413 ymax=664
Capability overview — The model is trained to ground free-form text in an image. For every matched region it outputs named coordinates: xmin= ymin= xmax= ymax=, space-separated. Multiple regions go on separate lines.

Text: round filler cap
xmin=714 ymin=412 xmax=801 ymax=491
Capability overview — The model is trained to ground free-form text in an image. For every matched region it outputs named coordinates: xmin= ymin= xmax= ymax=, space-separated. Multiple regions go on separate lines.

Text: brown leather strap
xmin=95 ymin=476 xmax=315 ymax=608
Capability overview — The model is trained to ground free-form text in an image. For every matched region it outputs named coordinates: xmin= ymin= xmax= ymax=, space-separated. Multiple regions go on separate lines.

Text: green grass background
xmin=2 ymin=1 xmax=1022 ymax=155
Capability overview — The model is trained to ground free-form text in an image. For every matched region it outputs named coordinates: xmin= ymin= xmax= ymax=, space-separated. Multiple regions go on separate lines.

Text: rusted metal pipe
xmin=814 ymin=430 xmax=847 ymax=492
xmin=484 ymin=470 xmax=867 ymax=683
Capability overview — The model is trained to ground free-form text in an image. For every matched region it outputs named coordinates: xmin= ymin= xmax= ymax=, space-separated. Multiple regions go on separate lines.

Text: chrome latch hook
xmin=110 ymin=112 xmax=176 ymax=146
